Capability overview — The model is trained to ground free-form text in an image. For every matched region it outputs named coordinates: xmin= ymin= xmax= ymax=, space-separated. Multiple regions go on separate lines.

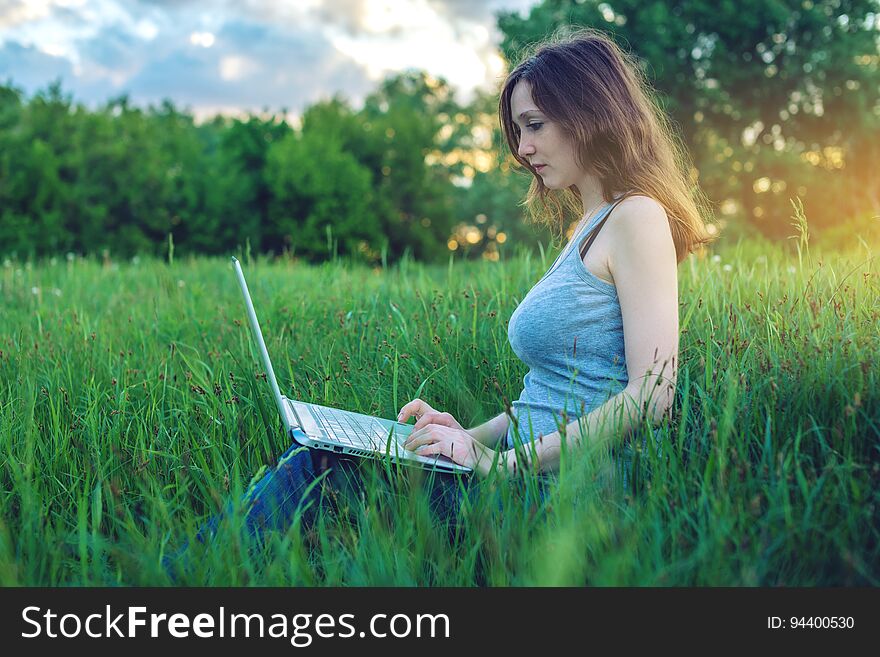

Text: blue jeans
xmin=163 ymin=441 xmax=469 ymax=577
xmin=241 ymin=444 xmax=469 ymax=532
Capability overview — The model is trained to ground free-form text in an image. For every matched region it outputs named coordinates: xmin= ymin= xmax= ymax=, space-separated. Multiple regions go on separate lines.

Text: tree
xmin=265 ymin=129 xmax=379 ymax=261
xmin=202 ymin=113 xmax=291 ymax=255
xmin=448 ymin=87 xmax=555 ymax=259
xmin=0 ymin=82 xmax=77 ymax=256
xmin=294 ymin=77 xmax=469 ymax=262
xmin=358 ymin=71 xmax=464 ymax=261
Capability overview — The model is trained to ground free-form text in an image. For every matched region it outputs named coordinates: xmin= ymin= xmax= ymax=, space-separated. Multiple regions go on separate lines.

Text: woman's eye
xmin=526 ymin=122 xmax=543 ymax=131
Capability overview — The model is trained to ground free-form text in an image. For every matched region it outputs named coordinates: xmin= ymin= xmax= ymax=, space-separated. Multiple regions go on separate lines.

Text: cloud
xmin=133 ymin=0 xmax=202 ymax=6
xmin=1 ymin=4 xmax=375 ymax=117
xmin=1 ymin=0 xmax=537 ymax=116
xmin=0 ymin=39 xmax=73 ymax=88
xmin=311 ymin=0 xmax=370 ymax=36
xmin=428 ymin=0 xmax=537 ymax=35
xmin=124 ymin=20 xmax=375 ymax=115
xmin=428 ymin=0 xmax=518 ymax=25
xmin=0 ymin=0 xmax=48 ymax=30
xmin=77 ymin=21 xmax=139 ymax=71
xmin=295 ymin=0 xmax=534 ymax=38
xmin=0 ymin=39 xmax=119 ymax=101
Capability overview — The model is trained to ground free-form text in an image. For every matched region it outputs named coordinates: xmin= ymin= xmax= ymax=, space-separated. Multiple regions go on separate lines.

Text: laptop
xmin=231 ymin=256 xmax=472 ymax=475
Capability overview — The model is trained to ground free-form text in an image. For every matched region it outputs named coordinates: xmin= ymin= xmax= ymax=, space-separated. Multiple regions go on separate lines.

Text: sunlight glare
xmin=190 ymin=31 xmax=215 ymax=48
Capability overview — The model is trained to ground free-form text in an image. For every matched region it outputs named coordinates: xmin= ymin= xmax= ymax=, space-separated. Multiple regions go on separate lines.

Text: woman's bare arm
xmin=466 ymin=413 xmax=510 ymax=448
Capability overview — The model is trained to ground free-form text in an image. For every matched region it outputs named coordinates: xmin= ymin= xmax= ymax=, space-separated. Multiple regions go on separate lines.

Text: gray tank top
xmin=505 ymin=193 xmax=633 ymax=449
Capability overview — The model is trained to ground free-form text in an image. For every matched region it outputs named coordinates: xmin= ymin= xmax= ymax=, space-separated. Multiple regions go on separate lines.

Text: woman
xmin=399 ymin=27 xmax=713 ymax=479
xmin=172 ymin=28 xmax=714 ymax=560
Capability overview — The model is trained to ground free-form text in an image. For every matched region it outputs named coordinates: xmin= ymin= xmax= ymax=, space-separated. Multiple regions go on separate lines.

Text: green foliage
xmin=0 ymin=84 xmax=223 ymax=258
xmin=265 ymin=130 xmax=378 ymax=261
xmin=358 ymin=73 xmax=463 ymax=262
xmin=201 ymin=114 xmax=292 ymax=255
xmin=0 ymin=72 xmax=473 ymax=264
xmin=454 ymin=161 xmax=546 ymax=257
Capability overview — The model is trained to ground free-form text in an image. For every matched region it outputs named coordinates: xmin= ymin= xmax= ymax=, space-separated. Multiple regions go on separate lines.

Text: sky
xmin=0 ymin=0 xmax=538 ymax=119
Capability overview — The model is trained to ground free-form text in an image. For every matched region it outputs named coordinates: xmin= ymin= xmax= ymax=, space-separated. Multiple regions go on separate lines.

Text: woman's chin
xmin=536 ymin=172 xmax=569 ymax=191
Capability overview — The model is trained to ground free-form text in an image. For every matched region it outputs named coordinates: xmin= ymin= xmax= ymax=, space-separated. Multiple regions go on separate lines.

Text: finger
xmin=404 ymin=427 xmax=440 ymax=450
xmin=403 ymin=429 xmax=428 ymax=450
xmin=397 ymin=398 xmax=431 ymax=423
xmin=438 ymin=412 xmax=463 ymax=430
xmin=413 ymin=441 xmax=444 ymax=457
xmin=415 ymin=439 xmax=459 ymax=463
xmin=413 ymin=411 xmax=453 ymax=431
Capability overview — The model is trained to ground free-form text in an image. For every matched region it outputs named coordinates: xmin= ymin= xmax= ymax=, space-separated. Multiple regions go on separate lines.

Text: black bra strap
xmin=578 ymin=192 xmax=636 ymax=261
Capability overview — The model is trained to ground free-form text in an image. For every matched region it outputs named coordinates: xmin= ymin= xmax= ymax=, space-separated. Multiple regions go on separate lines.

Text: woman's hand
xmin=397 ymin=398 xmax=509 ymax=477
xmin=397 ymin=398 xmax=466 ymax=434
xmin=403 ymin=423 xmax=507 ymax=478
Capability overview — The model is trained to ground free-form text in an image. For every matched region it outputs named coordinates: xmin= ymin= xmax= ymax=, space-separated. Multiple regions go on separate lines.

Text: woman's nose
xmin=518 ymin=137 xmax=534 ymax=159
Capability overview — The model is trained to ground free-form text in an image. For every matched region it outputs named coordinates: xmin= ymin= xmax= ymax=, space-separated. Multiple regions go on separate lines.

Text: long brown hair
xmin=499 ymin=27 xmax=717 ymax=262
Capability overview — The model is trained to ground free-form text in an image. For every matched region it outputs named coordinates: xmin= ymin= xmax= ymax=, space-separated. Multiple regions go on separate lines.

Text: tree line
xmin=2 ymin=0 xmax=877 ymax=262
xmin=0 ymin=73 xmax=538 ymax=263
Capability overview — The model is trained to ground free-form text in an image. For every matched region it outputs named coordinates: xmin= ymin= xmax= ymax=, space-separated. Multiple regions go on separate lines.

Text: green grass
xmin=0 ymin=238 xmax=877 ymax=586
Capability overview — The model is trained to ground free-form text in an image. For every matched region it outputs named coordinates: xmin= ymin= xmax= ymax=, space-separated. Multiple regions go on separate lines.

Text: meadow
xmin=0 ymin=235 xmax=877 ymax=586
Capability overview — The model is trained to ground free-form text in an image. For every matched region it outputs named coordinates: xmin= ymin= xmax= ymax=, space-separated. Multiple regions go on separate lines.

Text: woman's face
xmin=510 ymin=79 xmax=584 ymax=191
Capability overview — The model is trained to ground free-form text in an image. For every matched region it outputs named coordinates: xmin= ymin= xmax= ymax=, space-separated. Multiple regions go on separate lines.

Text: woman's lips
xmin=534 ymin=164 xmax=546 ymax=173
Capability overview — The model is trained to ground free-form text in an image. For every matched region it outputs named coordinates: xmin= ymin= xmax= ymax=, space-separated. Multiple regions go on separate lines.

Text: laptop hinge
xmin=281 ymin=397 xmax=302 ymax=431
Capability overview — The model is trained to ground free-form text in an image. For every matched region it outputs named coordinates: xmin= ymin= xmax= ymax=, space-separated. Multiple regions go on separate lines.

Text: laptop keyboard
xmin=308 ymin=406 xmax=401 ymax=451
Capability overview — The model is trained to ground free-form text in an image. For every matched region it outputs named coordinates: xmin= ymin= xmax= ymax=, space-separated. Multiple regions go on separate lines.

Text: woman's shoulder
xmin=605 ymin=194 xmax=674 ymax=270
xmin=607 ymin=194 xmax=669 ymax=234
xmin=614 ymin=193 xmax=666 ymax=217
